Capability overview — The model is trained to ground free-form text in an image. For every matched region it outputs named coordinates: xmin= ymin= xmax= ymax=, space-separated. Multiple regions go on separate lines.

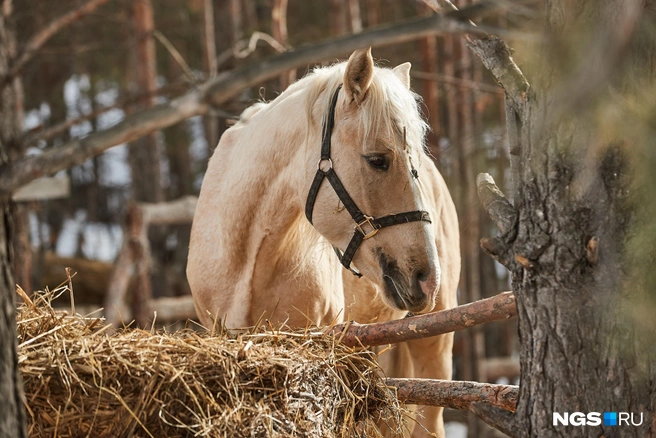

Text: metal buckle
xmin=355 ymin=215 xmax=378 ymax=239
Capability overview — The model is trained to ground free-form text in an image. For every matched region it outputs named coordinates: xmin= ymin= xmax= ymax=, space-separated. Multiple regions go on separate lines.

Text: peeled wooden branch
xmin=388 ymin=378 xmax=518 ymax=412
xmin=332 ymin=291 xmax=516 ymax=347
xmin=139 ymin=195 xmax=197 ymax=225
xmin=476 ymin=173 xmax=517 ymax=237
xmin=150 ymin=296 xmax=196 ymax=322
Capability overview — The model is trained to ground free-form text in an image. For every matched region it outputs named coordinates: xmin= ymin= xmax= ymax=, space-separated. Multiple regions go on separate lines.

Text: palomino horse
xmin=187 ymin=48 xmax=460 ymax=437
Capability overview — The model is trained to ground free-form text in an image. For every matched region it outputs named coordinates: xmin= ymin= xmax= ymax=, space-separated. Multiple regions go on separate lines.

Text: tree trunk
xmin=130 ymin=0 xmax=163 ymax=204
xmin=477 ymin=1 xmax=656 ymax=436
xmin=328 ymin=0 xmax=348 ymax=36
xmin=0 ymin=1 xmax=27 ymax=435
xmin=364 ymin=0 xmax=379 ymax=27
xmin=203 ymin=0 xmax=219 ymax=149
xmin=228 ymin=0 xmax=243 ymax=45
xmin=128 ymin=0 xmax=164 ymax=318
xmin=271 ymin=0 xmax=295 ymax=90
xmin=346 ymin=0 xmax=362 ymax=34
xmin=416 ymin=2 xmax=440 ymax=158
xmin=0 ymin=204 xmax=26 ymax=438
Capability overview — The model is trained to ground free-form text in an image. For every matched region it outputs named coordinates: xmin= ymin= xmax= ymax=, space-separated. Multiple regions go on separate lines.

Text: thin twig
xmin=152 ymin=30 xmax=198 ymax=83
xmin=216 ymin=32 xmax=287 ymax=68
xmin=20 ymin=81 xmax=189 ymax=147
xmin=411 ymin=70 xmax=503 ymax=94
xmin=2 ymin=0 xmax=112 ymax=85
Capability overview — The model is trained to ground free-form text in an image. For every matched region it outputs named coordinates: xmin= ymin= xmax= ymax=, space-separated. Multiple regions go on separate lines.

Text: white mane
xmin=303 ymin=63 xmax=429 ymax=162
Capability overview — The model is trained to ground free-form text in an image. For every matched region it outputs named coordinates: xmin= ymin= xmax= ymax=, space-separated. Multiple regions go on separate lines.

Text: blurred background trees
xmin=3 ymin=0 xmax=656 ymax=436
xmin=2 ymin=1 xmax=600 ymax=436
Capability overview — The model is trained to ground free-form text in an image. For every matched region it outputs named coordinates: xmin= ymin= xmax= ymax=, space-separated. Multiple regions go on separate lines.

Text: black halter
xmin=304 ymin=85 xmax=431 ymax=277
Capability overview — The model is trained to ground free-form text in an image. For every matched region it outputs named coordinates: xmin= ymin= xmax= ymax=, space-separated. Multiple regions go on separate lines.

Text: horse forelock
xmin=303 ymin=62 xmax=429 ymax=163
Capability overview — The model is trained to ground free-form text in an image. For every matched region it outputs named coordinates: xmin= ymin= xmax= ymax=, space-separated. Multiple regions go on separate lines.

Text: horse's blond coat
xmin=187 ymin=49 xmax=460 ymax=437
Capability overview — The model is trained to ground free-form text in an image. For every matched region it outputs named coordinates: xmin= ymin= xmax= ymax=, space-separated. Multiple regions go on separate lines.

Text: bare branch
xmin=216 ymin=31 xmax=287 ymax=68
xmin=153 ymin=30 xmax=198 ymax=84
xmin=0 ymin=11 xmax=513 ymax=195
xmin=476 ymin=173 xmax=517 ymax=237
xmin=421 ymin=0 xmax=530 ymax=112
xmin=480 ymin=236 xmax=513 ymax=268
xmin=202 ymin=9 xmax=520 ymax=107
xmin=470 ymin=402 xmax=518 ymax=437
xmin=20 ymin=81 xmax=190 ymax=147
xmin=388 ymin=378 xmax=518 ymax=412
xmin=411 ymin=70 xmax=503 ymax=94
xmin=331 ymin=291 xmax=516 ymax=347
xmin=3 ymin=0 xmax=112 ymax=84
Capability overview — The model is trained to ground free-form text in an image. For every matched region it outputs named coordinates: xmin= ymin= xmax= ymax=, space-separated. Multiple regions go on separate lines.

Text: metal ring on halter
xmin=317 ymin=158 xmax=333 ymax=171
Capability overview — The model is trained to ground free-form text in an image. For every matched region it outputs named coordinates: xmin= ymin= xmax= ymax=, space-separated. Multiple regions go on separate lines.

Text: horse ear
xmin=343 ymin=48 xmax=374 ymax=104
xmin=393 ymin=62 xmax=411 ymax=89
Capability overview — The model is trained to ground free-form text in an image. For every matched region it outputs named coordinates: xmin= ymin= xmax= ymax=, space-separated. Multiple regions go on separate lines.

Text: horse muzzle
xmin=380 ymin=254 xmax=439 ymax=313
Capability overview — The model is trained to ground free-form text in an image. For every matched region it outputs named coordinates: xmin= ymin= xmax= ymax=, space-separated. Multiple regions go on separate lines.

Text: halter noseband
xmin=304 ymin=85 xmax=431 ymax=277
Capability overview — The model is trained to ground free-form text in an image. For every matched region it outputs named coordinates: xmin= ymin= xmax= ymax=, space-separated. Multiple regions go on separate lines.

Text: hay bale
xmin=17 ymin=287 xmax=407 ymax=437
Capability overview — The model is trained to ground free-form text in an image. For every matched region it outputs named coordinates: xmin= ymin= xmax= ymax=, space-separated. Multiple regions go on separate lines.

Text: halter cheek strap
xmin=305 ymin=85 xmax=431 ymax=277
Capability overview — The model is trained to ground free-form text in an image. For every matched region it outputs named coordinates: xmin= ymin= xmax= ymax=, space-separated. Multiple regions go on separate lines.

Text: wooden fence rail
xmin=104 ymin=196 xmax=197 ymax=327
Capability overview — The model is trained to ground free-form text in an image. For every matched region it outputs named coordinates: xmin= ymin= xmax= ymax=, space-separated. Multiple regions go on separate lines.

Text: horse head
xmin=306 ymin=48 xmax=441 ymax=314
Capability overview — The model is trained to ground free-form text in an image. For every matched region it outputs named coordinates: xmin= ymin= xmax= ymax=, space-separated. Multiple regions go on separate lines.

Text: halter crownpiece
xmin=305 ymin=85 xmax=431 ymax=277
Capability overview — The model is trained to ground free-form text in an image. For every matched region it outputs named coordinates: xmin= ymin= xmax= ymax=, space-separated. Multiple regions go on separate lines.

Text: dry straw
xmin=17 ymin=285 xmax=408 ymax=437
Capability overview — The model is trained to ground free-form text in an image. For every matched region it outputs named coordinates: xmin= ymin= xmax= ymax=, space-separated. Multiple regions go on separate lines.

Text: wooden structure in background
xmin=104 ymin=196 xmax=198 ymax=327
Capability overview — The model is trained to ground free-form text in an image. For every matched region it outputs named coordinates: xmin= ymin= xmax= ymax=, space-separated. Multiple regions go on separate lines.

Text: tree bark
xmin=388 ymin=378 xmax=518 ymax=412
xmin=11 ymin=204 xmax=31 ymax=294
xmin=0 ymin=204 xmax=26 ymax=438
xmin=0 ymin=2 xmax=27 ymax=435
xmin=476 ymin=1 xmax=656 ymax=436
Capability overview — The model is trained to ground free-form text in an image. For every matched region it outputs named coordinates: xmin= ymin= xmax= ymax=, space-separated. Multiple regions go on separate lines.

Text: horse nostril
xmin=412 ymin=269 xmax=430 ymax=297
xmin=415 ymin=270 xmax=428 ymax=283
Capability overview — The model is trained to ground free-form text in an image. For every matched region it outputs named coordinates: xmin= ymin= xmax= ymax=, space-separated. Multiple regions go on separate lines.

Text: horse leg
xmin=404 ymin=332 xmax=454 ymax=438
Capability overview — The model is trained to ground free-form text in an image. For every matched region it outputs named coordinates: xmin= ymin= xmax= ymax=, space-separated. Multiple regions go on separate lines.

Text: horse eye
xmin=364 ymin=155 xmax=389 ymax=171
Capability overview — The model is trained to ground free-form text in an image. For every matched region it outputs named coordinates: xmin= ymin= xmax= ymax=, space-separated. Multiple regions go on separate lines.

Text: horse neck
xmin=223 ymin=85 xmax=320 ymax=271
